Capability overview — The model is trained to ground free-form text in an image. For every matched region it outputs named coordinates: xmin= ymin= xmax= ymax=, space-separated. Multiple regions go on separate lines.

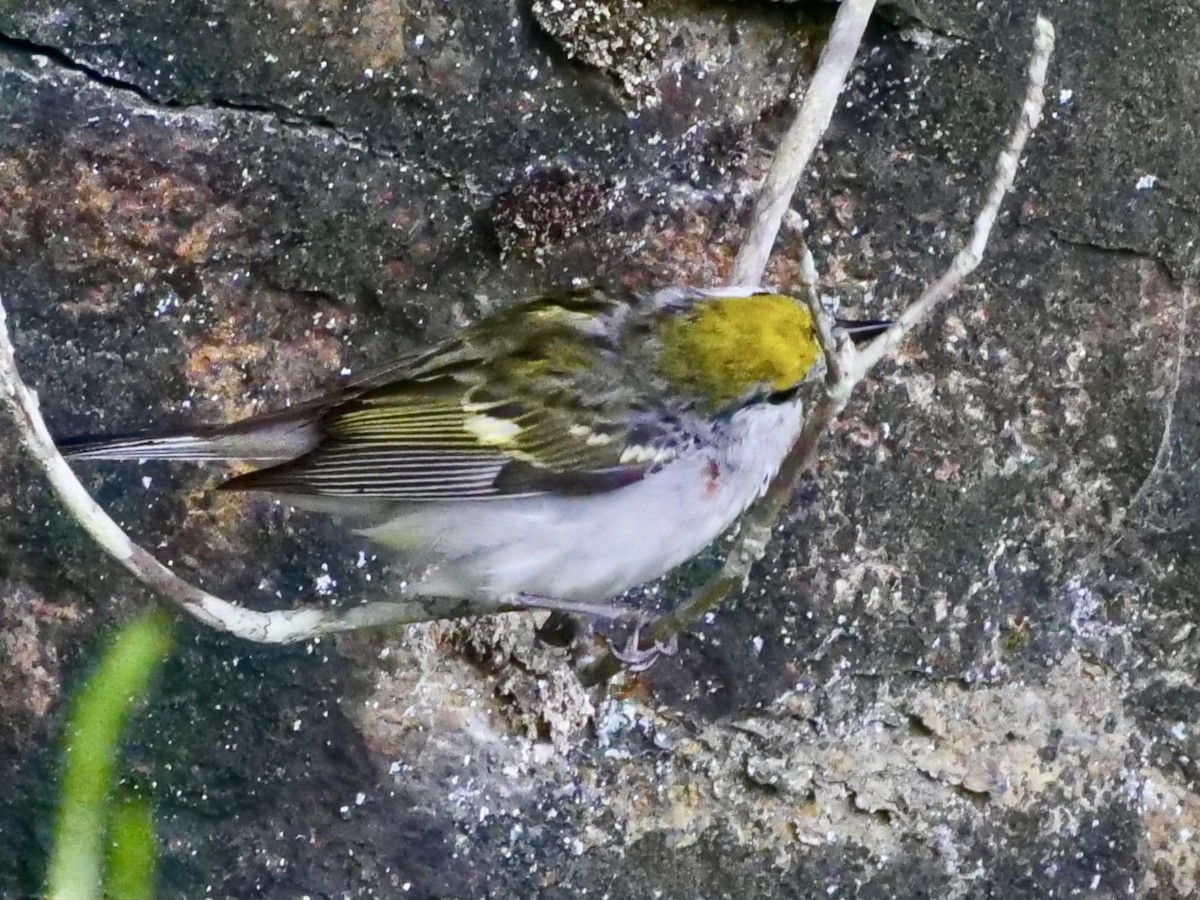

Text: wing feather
xmin=220 ymin=291 xmax=693 ymax=501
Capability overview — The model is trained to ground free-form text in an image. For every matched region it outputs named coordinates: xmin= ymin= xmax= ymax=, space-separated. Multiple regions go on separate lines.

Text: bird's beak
xmin=834 ymin=318 xmax=892 ymax=346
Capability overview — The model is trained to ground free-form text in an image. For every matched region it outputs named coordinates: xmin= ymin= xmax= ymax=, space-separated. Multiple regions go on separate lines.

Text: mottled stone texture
xmin=1 ymin=0 xmax=1198 ymax=897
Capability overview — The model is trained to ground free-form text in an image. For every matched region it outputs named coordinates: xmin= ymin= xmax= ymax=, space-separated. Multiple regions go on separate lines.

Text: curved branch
xmin=731 ymin=0 xmax=877 ymax=287
xmin=0 ymin=305 xmax=562 ymax=643
xmin=583 ymin=15 xmax=1056 ymax=685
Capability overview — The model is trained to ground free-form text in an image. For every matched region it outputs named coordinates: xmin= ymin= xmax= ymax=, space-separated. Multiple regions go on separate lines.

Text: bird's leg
xmin=610 ymin=612 xmax=678 ymax=673
xmin=505 ymin=593 xmax=639 ymax=622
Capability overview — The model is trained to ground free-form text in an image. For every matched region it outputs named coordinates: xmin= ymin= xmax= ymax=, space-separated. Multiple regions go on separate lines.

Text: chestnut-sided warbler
xmin=60 ymin=286 xmax=887 ymax=609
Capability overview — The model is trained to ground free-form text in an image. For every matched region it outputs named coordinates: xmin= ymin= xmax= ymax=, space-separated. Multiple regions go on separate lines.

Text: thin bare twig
xmin=794 ymin=246 xmax=848 ymax=389
xmin=731 ymin=0 xmax=877 ymax=287
xmin=850 ymin=16 xmax=1055 ymax=377
xmin=0 ymin=303 xmax=584 ymax=642
xmin=583 ymin=15 xmax=1056 ymax=685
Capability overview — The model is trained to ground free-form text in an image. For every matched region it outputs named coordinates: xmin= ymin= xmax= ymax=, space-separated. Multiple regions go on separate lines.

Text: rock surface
xmin=2 ymin=0 xmax=1199 ymax=897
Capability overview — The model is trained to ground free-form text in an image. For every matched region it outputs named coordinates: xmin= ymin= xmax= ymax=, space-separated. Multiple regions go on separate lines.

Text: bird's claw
xmin=611 ymin=614 xmax=678 ymax=672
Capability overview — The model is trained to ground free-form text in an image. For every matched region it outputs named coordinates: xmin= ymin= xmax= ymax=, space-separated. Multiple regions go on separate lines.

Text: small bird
xmin=60 ymin=286 xmax=888 ymax=616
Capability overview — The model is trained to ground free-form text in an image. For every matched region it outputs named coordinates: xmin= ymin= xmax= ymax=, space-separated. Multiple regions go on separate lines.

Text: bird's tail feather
xmin=57 ymin=416 xmax=320 ymax=463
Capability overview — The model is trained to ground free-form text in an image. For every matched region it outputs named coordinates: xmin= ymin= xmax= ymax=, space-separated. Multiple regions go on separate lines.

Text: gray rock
xmin=1 ymin=1 xmax=1198 ymax=898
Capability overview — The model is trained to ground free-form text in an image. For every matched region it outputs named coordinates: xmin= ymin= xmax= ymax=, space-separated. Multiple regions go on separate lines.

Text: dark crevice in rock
xmin=1039 ymin=226 xmax=1195 ymax=282
xmin=0 ymin=28 xmax=165 ymax=108
xmin=0 ymin=28 xmax=422 ymax=169
xmin=1040 ymin=226 xmax=1161 ymax=264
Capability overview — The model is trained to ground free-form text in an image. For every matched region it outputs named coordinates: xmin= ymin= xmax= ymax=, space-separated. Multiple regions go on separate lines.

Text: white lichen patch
xmin=531 ymin=0 xmax=663 ymax=106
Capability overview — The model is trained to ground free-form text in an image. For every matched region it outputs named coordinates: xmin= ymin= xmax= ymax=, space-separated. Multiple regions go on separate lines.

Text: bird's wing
xmin=220 ymin=292 xmax=693 ymax=501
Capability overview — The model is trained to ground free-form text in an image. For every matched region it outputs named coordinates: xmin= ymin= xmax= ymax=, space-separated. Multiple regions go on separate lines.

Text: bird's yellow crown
xmin=657 ymin=293 xmax=821 ymax=409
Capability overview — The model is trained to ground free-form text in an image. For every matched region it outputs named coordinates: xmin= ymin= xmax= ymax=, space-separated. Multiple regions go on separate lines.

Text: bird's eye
xmin=766 ymin=385 xmax=801 ymax=405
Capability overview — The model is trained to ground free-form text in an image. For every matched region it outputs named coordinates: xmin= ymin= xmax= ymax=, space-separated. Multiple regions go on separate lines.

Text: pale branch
xmin=850 ymin=15 xmax=1056 ymax=378
xmin=731 ymin=0 xmax=877 ymax=288
xmin=794 ymin=247 xmax=848 ymax=390
xmin=583 ymin=15 xmax=1057 ymax=686
xmin=0 ymin=300 xmax=618 ymax=643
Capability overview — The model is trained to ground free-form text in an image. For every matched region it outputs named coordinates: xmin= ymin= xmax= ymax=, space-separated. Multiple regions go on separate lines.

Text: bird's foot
xmin=611 ymin=613 xmax=678 ymax=673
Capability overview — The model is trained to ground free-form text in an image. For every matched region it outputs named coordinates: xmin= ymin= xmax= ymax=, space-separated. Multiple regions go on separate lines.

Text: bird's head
xmin=656 ymin=293 xmax=822 ymax=410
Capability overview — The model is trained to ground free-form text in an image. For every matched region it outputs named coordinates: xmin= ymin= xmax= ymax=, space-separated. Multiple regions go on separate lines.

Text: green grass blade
xmin=103 ymin=789 xmax=158 ymax=900
xmin=43 ymin=609 xmax=173 ymax=900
